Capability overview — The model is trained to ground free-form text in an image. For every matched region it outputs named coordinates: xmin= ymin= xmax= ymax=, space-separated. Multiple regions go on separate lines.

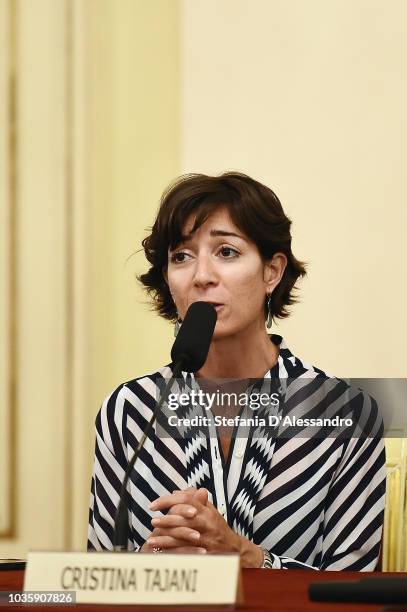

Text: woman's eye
xmin=170 ymin=251 xmax=189 ymax=263
xmin=219 ymin=246 xmax=239 ymax=258
xmin=170 ymin=247 xmax=239 ymax=263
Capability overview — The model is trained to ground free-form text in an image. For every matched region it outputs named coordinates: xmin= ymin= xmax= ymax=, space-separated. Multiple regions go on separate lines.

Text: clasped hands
xmin=140 ymin=487 xmax=238 ymax=555
xmin=140 ymin=487 xmax=263 ymax=567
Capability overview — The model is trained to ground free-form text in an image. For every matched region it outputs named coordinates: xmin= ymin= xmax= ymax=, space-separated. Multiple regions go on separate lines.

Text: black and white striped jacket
xmin=88 ymin=334 xmax=386 ymax=570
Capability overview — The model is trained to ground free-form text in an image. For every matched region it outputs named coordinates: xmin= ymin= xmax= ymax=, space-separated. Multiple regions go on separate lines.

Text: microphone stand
xmin=113 ymin=359 xmax=185 ymax=551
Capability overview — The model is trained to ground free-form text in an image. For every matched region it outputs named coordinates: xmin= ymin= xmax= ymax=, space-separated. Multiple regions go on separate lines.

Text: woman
xmin=88 ymin=172 xmax=386 ymax=570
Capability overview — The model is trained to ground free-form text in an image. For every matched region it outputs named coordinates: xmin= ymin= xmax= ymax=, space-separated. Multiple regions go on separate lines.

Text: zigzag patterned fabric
xmin=88 ymin=334 xmax=386 ymax=570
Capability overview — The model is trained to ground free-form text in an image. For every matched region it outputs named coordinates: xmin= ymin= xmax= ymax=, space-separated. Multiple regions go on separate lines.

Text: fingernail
xmin=149 ymin=502 xmax=158 ymax=510
xmin=147 ymin=538 xmax=157 ymax=545
xmin=190 ymin=531 xmax=200 ymax=540
xmin=151 ymin=518 xmax=160 ymax=526
xmin=197 ymin=548 xmax=206 ymax=554
xmin=187 ymin=507 xmax=197 ymax=516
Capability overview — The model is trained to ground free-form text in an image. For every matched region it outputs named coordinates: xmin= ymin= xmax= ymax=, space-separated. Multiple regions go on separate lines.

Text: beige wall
xmin=0 ymin=0 xmax=12 ymax=538
xmin=0 ymin=0 xmax=71 ymax=556
xmin=181 ymin=0 xmax=407 ymax=378
xmin=84 ymin=0 xmax=180 ymax=540
xmin=0 ymin=0 xmax=179 ymax=556
xmin=180 ymin=3 xmax=407 ymax=568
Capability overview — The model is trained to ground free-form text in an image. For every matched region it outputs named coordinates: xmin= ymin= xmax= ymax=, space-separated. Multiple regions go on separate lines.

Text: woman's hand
xmin=147 ymin=488 xmax=239 ymax=554
xmin=144 ymin=487 xmax=263 ymax=566
xmin=139 ymin=488 xmax=207 ymax=554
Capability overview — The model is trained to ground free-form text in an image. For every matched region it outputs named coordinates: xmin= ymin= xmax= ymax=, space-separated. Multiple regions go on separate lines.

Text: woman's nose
xmin=192 ymin=254 xmax=218 ymax=287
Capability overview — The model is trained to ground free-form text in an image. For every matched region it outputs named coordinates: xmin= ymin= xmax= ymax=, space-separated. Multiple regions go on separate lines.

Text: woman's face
xmin=165 ymin=207 xmax=286 ymax=339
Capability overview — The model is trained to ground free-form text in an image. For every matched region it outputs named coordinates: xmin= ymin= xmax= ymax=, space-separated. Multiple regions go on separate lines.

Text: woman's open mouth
xmin=191 ymin=300 xmax=224 ymax=312
xmin=208 ymin=303 xmax=224 ymax=312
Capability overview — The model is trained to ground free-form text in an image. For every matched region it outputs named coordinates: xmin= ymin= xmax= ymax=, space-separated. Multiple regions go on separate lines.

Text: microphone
xmin=113 ymin=301 xmax=217 ymax=550
xmin=171 ymin=301 xmax=218 ymax=372
xmin=309 ymin=577 xmax=407 ymax=604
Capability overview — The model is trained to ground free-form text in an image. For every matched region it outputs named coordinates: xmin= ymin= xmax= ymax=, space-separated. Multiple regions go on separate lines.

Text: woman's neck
xmin=195 ymin=327 xmax=279 ymax=380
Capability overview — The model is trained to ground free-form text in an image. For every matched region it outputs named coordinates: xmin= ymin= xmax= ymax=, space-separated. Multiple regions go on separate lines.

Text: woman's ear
xmin=264 ymin=253 xmax=288 ymax=291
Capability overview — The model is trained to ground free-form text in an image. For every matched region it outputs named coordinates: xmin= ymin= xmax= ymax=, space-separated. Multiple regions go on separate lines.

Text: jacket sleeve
xmin=264 ymin=397 xmax=386 ymax=570
xmin=87 ymin=384 xmax=140 ymax=552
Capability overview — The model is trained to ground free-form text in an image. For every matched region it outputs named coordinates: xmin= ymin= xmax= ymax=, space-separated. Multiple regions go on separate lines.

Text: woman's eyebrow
xmin=210 ymin=229 xmax=246 ymax=240
xmin=178 ymin=229 xmax=246 ymax=244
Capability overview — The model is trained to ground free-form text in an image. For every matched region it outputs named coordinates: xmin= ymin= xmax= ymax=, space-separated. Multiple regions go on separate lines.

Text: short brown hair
xmin=138 ymin=172 xmax=307 ymax=324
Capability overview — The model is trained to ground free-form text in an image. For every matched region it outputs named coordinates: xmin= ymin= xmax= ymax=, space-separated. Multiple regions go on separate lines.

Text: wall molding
xmin=0 ymin=0 xmax=17 ymax=539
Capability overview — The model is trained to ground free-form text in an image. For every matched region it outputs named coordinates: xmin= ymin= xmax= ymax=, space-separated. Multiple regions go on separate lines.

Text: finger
xmin=150 ymin=523 xmax=201 ymax=542
xmin=170 ymin=487 xmax=197 ymax=495
xmin=155 ymin=526 xmax=201 ymax=543
xmin=140 ymin=537 xmax=165 ymax=553
xmin=168 ymin=503 xmax=208 ymax=528
xmin=166 ymin=504 xmax=199 ymax=518
xmin=193 ymin=488 xmax=209 ymax=506
xmin=164 ymin=547 xmax=206 ymax=554
xmin=152 ymin=514 xmax=192 ymax=529
xmin=150 ymin=490 xmax=202 ymax=512
xmin=146 ymin=535 xmax=200 ymax=549
xmin=150 ymin=527 xmax=163 ymax=537
xmin=154 ymin=510 xmax=205 ymax=534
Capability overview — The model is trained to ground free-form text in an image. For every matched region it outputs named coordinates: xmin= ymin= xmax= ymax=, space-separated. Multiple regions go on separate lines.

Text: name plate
xmin=24 ymin=551 xmax=243 ymax=605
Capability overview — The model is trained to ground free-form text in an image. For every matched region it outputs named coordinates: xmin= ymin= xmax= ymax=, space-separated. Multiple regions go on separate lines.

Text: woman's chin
xmin=212 ymin=321 xmax=236 ymax=340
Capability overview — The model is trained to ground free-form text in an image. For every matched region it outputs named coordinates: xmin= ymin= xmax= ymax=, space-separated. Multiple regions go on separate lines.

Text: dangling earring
xmin=174 ymin=315 xmax=182 ymax=337
xmin=266 ymin=294 xmax=273 ymax=329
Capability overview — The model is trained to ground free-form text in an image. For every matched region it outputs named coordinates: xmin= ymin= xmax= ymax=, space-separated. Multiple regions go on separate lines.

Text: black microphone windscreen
xmin=170 ymin=301 xmax=217 ymax=373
